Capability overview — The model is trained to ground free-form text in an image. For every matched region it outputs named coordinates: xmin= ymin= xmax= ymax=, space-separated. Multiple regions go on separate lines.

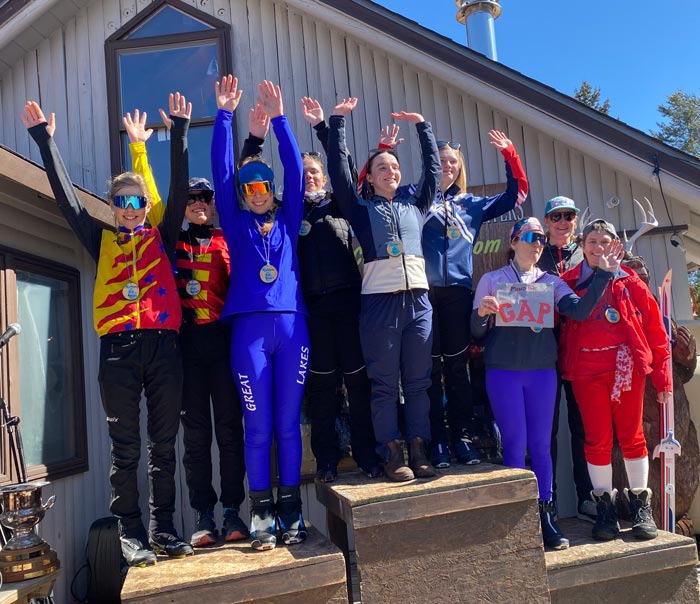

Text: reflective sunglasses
xmin=519 ymin=232 xmax=546 ymax=245
xmin=242 ymin=181 xmax=272 ymax=196
xmin=437 ymin=140 xmax=461 ymax=150
xmin=302 ymin=151 xmax=322 ymax=159
xmin=548 ymin=211 xmax=576 ymax=223
xmin=187 ymin=192 xmax=214 ymax=205
xmin=112 ymin=195 xmax=148 ymax=210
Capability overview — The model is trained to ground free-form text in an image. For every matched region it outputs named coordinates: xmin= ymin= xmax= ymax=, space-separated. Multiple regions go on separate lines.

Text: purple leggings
xmin=486 ymin=368 xmax=558 ymax=500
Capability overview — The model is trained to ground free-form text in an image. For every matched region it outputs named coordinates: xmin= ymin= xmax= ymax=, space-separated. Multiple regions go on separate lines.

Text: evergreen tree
xmin=573 ymin=81 xmax=611 ymax=115
xmin=652 ymin=90 xmax=700 ymax=158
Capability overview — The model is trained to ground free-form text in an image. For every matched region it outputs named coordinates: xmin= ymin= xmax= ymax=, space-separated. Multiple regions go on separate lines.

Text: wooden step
xmin=317 ymin=463 xmax=551 ymax=603
xmin=546 ymin=518 xmax=700 ymax=603
xmin=120 ymin=525 xmax=347 ymax=604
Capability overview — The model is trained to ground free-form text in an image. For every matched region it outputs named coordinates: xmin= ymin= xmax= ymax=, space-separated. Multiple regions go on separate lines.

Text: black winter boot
xmin=591 ymin=489 xmax=620 ymax=541
xmin=538 ymin=499 xmax=569 ymax=550
xmin=624 ymin=487 xmax=658 ymax=540
xmin=249 ymin=489 xmax=277 ymax=551
xmin=276 ymin=485 xmax=307 ymax=545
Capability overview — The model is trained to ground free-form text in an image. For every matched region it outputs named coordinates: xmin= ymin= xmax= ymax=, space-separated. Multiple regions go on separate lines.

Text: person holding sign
xmin=326 ymin=98 xmax=440 ymax=482
xmin=422 ymin=133 xmax=528 ymax=469
xmin=211 ymin=76 xmax=309 ymax=550
xmin=471 ymin=217 xmax=622 ymax=550
xmin=559 ymin=219 xmax=672 ymax=542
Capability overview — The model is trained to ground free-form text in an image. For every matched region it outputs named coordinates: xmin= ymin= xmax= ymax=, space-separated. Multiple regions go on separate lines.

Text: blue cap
xmin=188 ymin=177 xmax=214 ymax=192
xmin=544 ymin=196 xmax=580 ymax=216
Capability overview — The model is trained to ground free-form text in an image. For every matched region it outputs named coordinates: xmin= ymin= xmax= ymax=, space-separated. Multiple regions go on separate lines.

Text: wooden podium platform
xmin=547 ymin=518 xmax=700 ymax=603
xmin=0 ymin=569 xmax=60 ymax=604
xmin=316 ymin=463 xmax=551 ymax=603
xmin=121 ymin=525 xmax=347 ymax=604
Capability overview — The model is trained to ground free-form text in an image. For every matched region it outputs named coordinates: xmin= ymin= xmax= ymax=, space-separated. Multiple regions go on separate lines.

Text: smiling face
xmin=242 ymin=181 xmax=275 ymax=215
xmin=439 ymin=147 xmax=461 ymax=192
xmin=110 ymin=184 xmax=150 ymax=230
xmin=583 ymin=229 xmax=613 ymax=268
xmin=366 ymin=152 xmax=401 ymax=199
xmin=185 ymin=191 xmax=214 ymax=224
xmin=303 ymin=157 xmax=327 ymax=194
xmin=544 ymin=211 xmax=578 ymax=247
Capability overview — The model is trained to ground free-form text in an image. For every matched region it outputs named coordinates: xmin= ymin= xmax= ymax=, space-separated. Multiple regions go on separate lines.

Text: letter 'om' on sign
xmin=495 ymin=283 xmax=554 ymax=328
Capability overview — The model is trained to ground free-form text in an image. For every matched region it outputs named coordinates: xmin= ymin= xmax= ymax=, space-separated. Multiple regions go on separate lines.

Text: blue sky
xmin=374 ymin=1 xmax=699 ymax=136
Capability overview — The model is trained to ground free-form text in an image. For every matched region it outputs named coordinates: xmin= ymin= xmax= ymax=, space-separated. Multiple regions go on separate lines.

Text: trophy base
xmin=0 ymin=542 xmax=60 ymax=582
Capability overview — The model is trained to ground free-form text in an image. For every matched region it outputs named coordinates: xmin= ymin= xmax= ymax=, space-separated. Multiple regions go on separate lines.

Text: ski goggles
xmin=187 ymin=192 xmax=214 ymax=205
xmin=548 ymin=211 xmax=576 ymax=223
xmin=112 ymin=195 xmax=148 ymax=210
xmin=519 ymin=232 xmax=546 ymax=245
xmin=241 ymin=181 xmax=272 ymax=196
xmin=436 ymin=140 xmax=461 ymax=150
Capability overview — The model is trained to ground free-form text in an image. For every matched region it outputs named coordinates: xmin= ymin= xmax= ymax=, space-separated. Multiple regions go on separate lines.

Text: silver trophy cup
xmin=0 ymin=482 xmax=55 ymax=550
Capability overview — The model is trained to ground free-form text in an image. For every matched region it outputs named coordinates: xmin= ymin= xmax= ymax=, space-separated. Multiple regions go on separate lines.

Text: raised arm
xmin=327 ymin=98 xmax=362 ymax=219
xmin=259 ymin=81 xmax=304 ymax=228
xmin=240 ymin=103 xmax=269 ymax=163
xmin=392 ymin=111 xmax=440 ymax=214
xmin=479 ymin=130 xmax=529 ymax=221
xmin=124 ymin=108 xmax=164 ymax=227
xmin=211 ymin=75 xmax=244 ymax=234
xmin=22 ymin=101 xmax=102 ymax=262
xmin=157 ymin=92 xmax=191 ymax=259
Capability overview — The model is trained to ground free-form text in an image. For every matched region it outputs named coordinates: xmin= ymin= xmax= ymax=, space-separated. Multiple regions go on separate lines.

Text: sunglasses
xmin=437 ymin=140 xmax=461 ymax=150
xmin=519 ymin=232 xmax=546 ymax=245
xmin=242 ymin=181 xmax=272 ymax=196
xmin=548 ymin=211 xmax=576 ymax=223
xmin=187 ymin=192 xmax=214 ymax=205
xmin=112 ymin=195 xmax=148 ymax=210
xmin=302 ymin=151 xmax=322 ymax=159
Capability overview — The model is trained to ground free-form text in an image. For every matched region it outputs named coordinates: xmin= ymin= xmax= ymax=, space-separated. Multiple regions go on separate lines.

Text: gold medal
xmin=604 ymin=307 xmax=620 ymax=324
xmin=299 ymin=220 xmax=312 ymax=236
xmin=122 ymin=281 xmax=139 ymax=301
xmin=186 ymin=279 xmax=202 ymax=296
xmin=530 ymin=326 xmax=543 ymax=333
xmin=447 ymin=226 xmax=461 ymax=240
xmin=260 ymin=264 xmax=278 ymax=283
xmin=386 ymin=240 xmax=404 ymax=257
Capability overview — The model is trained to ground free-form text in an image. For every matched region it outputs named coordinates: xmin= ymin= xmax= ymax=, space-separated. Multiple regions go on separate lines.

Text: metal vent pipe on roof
xmin=455 ymin=0 xmax=501 ymax=61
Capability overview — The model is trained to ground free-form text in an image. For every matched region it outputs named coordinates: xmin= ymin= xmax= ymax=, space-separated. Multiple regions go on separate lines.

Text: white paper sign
xmin=495 ymin=283 xmax=554 ymax=328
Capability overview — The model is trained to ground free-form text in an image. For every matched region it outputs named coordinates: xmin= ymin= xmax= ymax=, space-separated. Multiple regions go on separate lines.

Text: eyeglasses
xmin=187 ymin=192 xmax=214 ymax=205
xmin=112 ymin=195 xmax=148 ymax=210
xmin=437 ymin=141 xmax=461 ymax=150
xmin=242 ymin=181 xmax=272 ymax=196
xmin=519 ymin=232 xmax=546 ymax=245
xmin=548 ymin=211 xmax=576 ymax=223
xmin=301 ymin=151 xmax=322 ymax=159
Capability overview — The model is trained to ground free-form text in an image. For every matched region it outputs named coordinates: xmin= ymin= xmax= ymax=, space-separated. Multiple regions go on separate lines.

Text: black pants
xmin=551 ymin=377 xmax=592 ymax=505
xmin=427 ymin=286 xmax=474 ymax=444
xmin=98 ymin=329 xmax=182 ymax=535
xmin=180 ymin=321 xmax=246 ymax=511
xmin=306 ymin=292 xmax=377 ymax=470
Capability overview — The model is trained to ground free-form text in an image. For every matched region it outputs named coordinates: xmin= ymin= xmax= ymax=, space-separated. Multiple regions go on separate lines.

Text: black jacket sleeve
xmin=158 ymin=115 xmax=189 ymax=260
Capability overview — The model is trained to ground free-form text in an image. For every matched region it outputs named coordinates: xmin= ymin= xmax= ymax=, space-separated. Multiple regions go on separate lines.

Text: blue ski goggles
xmin=519 ymin=231 xmax=546 ymax=245
xmin=112 ymin=195 xmax=148 ymax=210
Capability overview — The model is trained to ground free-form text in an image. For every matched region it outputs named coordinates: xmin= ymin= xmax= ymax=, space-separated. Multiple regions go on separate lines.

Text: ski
xmin=652 ymin=269 xmax=681 ymax=532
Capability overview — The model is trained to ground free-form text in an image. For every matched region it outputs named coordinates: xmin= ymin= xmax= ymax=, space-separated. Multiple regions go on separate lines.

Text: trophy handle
xmin=42 ymin=495 xmax=56 ymax=511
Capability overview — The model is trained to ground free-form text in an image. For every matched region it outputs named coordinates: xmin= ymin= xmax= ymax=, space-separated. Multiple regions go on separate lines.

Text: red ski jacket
xmin=559 ymin=263 xmax=671 ymax=394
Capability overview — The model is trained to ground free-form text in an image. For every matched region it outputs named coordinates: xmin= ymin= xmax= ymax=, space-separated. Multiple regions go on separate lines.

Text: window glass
xmin=122 ymin=124 xmax=215 ymax=201
xmin=119 ymin=42 xmax=219 ymax=119
xmin=16 ymin=270 xmax=77 ymax=467
xmin=127 ymin=5 xmax=212 ymax=38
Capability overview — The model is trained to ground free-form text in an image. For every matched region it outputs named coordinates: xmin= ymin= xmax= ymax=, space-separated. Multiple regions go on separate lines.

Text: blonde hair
xmin=440 ymin=146 xmax=467 ymax=193
xmin=108 ymin=172 xmax=149 ymax=201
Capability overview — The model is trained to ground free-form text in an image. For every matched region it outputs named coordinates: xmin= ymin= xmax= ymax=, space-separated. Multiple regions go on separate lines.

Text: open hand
xmin=123 ymin=109 xmax=153 ymax=142
xmin=379 ymin=124 xmax=404 ymax=148
xmin=657 ymin=391 xmax=672 ymax=404
xmin=332 ymin=97 xmax=357 ymax=117
xmin=598 ymin=239 xmax=624 ymax=273
xmin=488 ymin=130 xmax=512 ymax=150
xmin=257 ymin=80 xmax=283 ymax=118
xmin=300 ymin=97 xmax=324 ymax=126
xmin=21 ymin=101 xmax=55 ymax=137
xmin=248 ymin=103 xmax=270 ymax=139
xmin=215 ymin=75 xmax=243 ymax=112
xmin=391 ymin=111 xmax=424 ymax=125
